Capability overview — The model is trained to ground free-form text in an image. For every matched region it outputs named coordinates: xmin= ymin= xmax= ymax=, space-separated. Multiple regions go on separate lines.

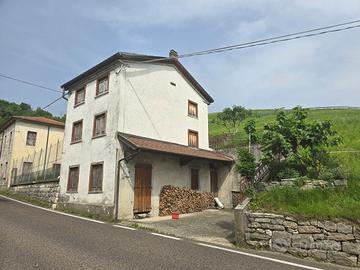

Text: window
xmin=93 ymin=113 xmax=106 ymax=137
xmin=53 ymin=163 xmax=61 ymax=176
xmin=89 ymin=163 xmax=103 ymax=193
xmin=26 ymin=131 xmax=37 ymax=146
xmin=191 ymin=168 xmax=199 ymax=190
xmin=71 ymin=120 xmax=83 ymax=143
xmin=22 ymin=162 xmax=33 ymax=175
xmin=188 ymin=130 xmax=199 ymax=147
xmin=75 ymin=87 xmax=85 ymax=106
xmin=188 ymin=100 xmax=198 ymax=118
xmin=96 ymin=75 xmax=109 ymax=96
xmin=67 ymin=166 xmax=79 ymax=193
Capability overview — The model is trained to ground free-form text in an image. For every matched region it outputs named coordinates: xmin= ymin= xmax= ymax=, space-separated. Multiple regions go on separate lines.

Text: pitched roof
xmin=61 ymin=52 xmax=214 ymax=103
xmin=0 ymin=116 xmax=65 ymax=132
xmin=118 ymin=132 xmax=233 ymax=163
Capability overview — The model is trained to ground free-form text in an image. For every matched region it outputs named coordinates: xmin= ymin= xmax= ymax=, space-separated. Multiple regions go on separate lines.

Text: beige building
xmin=0 ymin=116 xmax=65 ymax=188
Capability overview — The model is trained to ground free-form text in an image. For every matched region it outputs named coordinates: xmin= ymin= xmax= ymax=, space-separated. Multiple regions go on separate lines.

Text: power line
xmin=42 ymin=95 xmax=65 ymax=110
xmin=0 ymin=73 xmax=62 ymax=93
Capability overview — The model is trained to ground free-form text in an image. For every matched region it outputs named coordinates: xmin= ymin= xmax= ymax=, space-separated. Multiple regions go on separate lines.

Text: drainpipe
xmin=113 ymin=149 xmax=140 ymax=221
xmin=43 ymin=126 xmax=50 ymax=181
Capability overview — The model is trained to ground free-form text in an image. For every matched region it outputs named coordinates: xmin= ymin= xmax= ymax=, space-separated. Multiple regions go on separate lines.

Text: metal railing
xmin=12 ymin=166 xmax=60 ymax=186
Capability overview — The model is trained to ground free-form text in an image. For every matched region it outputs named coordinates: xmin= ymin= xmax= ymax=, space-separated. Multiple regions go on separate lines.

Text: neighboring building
xmin=0 ymin=116 xmax=65 ymax=187
xmin=59 ymin=52 xmax=235 ymax=219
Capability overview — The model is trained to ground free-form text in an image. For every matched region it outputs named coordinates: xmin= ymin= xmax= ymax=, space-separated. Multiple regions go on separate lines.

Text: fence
xmin=10 ymin=140 xmax=63 ymax=186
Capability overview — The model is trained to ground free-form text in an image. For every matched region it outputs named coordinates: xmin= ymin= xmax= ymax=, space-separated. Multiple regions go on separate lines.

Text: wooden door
xmin=210 ymin=169 xmax=218 ymax=194
xmin=133 ymin=164 xmax=152 ymax=213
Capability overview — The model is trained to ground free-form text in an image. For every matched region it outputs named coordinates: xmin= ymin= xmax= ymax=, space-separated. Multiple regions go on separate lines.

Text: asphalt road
xmin=0 ymin=196 xmax=346 ymax=270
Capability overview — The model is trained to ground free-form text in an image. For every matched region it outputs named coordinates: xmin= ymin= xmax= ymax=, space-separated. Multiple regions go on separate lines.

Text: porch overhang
xmin=117 ymin=132 xmax=234 ymax=163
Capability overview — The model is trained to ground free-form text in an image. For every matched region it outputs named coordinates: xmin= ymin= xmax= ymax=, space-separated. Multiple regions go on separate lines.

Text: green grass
xmin=209 ymin=107 xmax=360 ymax=221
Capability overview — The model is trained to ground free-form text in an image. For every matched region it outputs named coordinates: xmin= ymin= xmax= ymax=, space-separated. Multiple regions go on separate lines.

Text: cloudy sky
xmin=0 ymin=1 xmax=360 ymax=115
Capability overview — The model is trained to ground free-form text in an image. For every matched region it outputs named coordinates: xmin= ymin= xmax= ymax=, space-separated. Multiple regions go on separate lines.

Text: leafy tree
xmin=244 ymin=119 xmax=257 ymax=152
xmin=217 ymin=105 xmax=251 ymax=134
xmin=236 ymin=148 xmax=256 ymax=182
xmin=260 ymin=106 xmax=341 ymax=177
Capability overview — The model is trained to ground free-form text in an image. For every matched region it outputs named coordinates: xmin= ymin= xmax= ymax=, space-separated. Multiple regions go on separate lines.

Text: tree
xmin=217 ymin=105 xmax=251 ymax=135
xmin=236 ymin=148 xmax=256 ymax=183
xmin=244 ymin=119 xmax=257 ymax=152
xmin=260 ymin=106 xmax=341 ymax=177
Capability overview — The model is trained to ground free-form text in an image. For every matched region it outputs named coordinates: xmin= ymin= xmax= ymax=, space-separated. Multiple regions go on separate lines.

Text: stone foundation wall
xmin=10 ymin=181 xmax=59 ymax=204
xmin=56 ymin=202 xmax=114 ymax=221
xmin=235 ymin=211 xmax=360 ymax=267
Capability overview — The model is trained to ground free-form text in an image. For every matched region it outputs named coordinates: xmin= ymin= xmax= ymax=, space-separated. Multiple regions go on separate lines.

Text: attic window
xmin=170 ymin=82 xmax=176 ymax=86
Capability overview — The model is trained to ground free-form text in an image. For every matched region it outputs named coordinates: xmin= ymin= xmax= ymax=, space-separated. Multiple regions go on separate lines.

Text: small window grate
xmin=170 ymin=82 xmax=176 ymax=86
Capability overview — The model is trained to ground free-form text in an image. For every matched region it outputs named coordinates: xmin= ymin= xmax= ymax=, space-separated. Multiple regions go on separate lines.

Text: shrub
xmin=236 ymin=148 xmax=256 ymax=181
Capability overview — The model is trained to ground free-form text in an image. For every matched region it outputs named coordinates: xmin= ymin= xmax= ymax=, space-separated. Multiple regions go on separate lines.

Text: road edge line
xmin=0 ymin=195 xmax=105 ymax=224
xmin=196 ymin=243 xmax=323 ymax=270
xmin=151 ymin=233 xmax=181 ymax=240
xmin=113 ymin=225 xmax=136 ymax=231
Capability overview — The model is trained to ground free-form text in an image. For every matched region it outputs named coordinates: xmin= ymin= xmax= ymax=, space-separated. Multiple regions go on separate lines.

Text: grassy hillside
xmin=209 ymin=108 xmax=360 ymax=151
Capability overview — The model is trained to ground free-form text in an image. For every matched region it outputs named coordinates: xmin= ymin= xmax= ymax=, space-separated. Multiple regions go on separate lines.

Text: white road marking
xmin=113 ymin=225 xmax=136 ymax=231
xmin=151 ymin=233 xmax=181 ymax=240
xmin=0 ymin=195 xmax=105 ymax=224
xmin=197 ymin=243 xmax=324 ymax=270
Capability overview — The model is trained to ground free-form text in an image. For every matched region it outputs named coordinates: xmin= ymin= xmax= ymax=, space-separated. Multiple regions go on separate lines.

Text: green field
xmin=209 ymin=108 xmax=360 ymax=220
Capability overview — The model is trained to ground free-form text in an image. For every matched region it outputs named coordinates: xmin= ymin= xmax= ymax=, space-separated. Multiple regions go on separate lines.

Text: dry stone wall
xmin=236 ymin=211 xmax=360 ymax=267
xmin=10 ymin=181 xmax=59 ymax=204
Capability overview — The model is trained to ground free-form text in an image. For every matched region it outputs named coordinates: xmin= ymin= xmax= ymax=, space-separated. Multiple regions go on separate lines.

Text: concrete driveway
xmin=129 ymin=209 xmax=235 ymax=247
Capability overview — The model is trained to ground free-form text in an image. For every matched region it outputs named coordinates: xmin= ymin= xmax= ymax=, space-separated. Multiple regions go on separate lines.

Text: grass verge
xmin=0 ymin=189 xmax=52 ymax=208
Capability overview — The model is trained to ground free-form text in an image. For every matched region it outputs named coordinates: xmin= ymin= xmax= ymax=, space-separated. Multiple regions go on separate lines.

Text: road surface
xmin=0 ymin=196 xmax=344 ymax=270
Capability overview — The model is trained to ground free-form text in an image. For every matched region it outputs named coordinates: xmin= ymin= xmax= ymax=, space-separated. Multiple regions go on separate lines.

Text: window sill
xmin=66 ymin=191 xmax=78 ymax=194
xmin=95 ymin=91 xmax=109 ymax=99
xmin=92 ymin=134 xmax=106 ymax=140
xmin=188 ymin=114 xmax=198 ymax=119
xmin=74 ymin=101 xmax=85 ymax=108
xmin=70 ymin=140 xmax=82 ymax=145
xmin=88 ymin=191 xmax=102 ymax=194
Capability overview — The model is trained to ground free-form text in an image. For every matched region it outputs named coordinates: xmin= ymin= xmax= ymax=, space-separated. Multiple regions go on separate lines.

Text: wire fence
xmin=10 ymin=140 xmax=63 ymax=186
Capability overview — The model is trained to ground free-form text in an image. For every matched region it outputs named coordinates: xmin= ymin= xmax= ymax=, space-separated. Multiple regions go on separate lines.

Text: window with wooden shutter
xmin=22 ymin=162 xmax=33 ymax=175
xmin=75 ymin=87 xmax=85 ymax=106
xmin=188 ymin=100 xmax=198 ymax=118
xmin=67 ymin=166 xmax=79 ymax=193
xmin=71 ymin=120 xmax=83 ymax=143
xmin=188 ymin=130 xmax=199 ymax=147
xmin=26 ymin=131 xmax=37 ymax=146
xmin=96 ymin=75 xmax=109 ymax=96
xmin=191 ymin=168 xmax=199 ymax=190
xmin=93 ymin=113 xmax=106 ymax=137
xmin=89 ymin=163 xmax=103 ymax=193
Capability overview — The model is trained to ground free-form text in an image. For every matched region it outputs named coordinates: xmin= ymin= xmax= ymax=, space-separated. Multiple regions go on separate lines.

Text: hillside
xmin=0 ymin=99 xmax=65 ymax=127
xmin=209 ymin=108 xmax=360 ymax=151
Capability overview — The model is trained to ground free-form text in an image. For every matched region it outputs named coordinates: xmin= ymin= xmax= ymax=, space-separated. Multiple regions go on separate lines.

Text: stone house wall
xmin=10 ymin=181 xmax=59 ymax=204
xmin=235 ymin=211 xmax=360 ymax=267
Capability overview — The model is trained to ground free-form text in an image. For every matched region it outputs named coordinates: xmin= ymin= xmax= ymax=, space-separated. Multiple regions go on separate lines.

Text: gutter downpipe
xmin=114 ymin=148 xmax=141 ymax=221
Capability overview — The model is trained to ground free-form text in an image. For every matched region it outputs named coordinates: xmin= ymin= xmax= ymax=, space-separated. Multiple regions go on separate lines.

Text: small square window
xmin=75 ymin=87 xmax=85 ymax=106
xmin=188 ymin=100 xmax=198 ymax=118
xmin=96 ymin=75 xmax=109 ymax=96
xmin=89 ymin=163 xmax=103 ymax=193
xmin=67 ymin=166 xmax=79 ymax=193
xmin=22 ymin=162 xmax=33 ymax=175
xmin=71 ymin=120 xmax=83 ymax=143
xmin=93 ymin=113 xmax=106 ymax=137
xmin=26 ymin=131 xmax=37 ymax=146
xmin=188 ymin=130 xmax=199 ymax=148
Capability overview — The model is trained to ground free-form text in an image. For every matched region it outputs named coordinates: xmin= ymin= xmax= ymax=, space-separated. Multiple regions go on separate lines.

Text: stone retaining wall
xmin=10 ymin=181 xmax=59 ymax=204
xmin=235 ymin=211 xmax=360 ymax=267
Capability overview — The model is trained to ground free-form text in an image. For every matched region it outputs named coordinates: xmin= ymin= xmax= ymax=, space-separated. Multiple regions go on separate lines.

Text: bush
xmin=236 ymin=148 xmax=256 ymax=181
xmin=277 ymin=167 xmax=300 ymax=179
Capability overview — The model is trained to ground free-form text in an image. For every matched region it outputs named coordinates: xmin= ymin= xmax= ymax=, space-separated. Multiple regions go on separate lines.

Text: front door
xmin=133 ymin=164 xmax=152 ymax=213
xmin=210 ymin=169 xmax=218 ymax=195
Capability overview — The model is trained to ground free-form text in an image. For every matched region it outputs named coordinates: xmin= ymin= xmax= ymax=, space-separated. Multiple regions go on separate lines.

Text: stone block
xmin=246 ymin=232 xmax=271 ymax=241
xmin=337 ymin=223 xmax=353 ymax=234
xmin=283 ymin=220 xmax=298 ymax=231
xmin=314 ymin=240 xmax=341 ymax=251
xmin=342 ymin=242 xmax=360 ymax=255
xmin=292 ymin=234 xmax=314 ymax=249
xmin=308 ymin=249 xmax=327 ymax=261
xmin=260 ymin=223 xmax=285 ymax=231
xmin=327 ymin=251 xmax=358 ymax=267
xmin=354 ymin=226 xmax=360 ymax=240
xmin=270 ymin=218 xmax=284 ymax=225
xmin=298 ymin=226 xmax=321 ymax=234
xmin=288 ymin=247 xmax=308 ymax=258
xmin=318 ymin=221 xmax=337 ymax=232
xmin=298 ymin=220 xmax=310 ymax=226
xmin=327 ymin=233 xmax=355 ymax=241
xmin=249 ymin=212 xmax=284 ymax=219
xmin=272 ymin=231 xmax=291 ymax=248
xmin=312 ymin=234 xmax=325 ymax=240
xmin=246 ymin=240 xmax=269 ymax=248
xmin=248 ymin=222 xmax=261 ymax=228
xmin=254 ymin=218 xmax=271 ymax=223
xmin=285 ymin=216 xmax=297 ymax=222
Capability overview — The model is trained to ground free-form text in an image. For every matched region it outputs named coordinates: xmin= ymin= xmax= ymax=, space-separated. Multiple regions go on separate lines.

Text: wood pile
xmin=159 ymin=185 xmax=215 ymax=216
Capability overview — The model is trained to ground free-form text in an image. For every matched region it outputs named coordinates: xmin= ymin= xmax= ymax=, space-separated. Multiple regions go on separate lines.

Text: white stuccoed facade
xmin=59 ymin=54 xmax=235 ymax=219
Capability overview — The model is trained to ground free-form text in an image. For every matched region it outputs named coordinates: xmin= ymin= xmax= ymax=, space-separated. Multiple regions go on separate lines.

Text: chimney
xmin=169 ymin=49 xmax=178 ymax=58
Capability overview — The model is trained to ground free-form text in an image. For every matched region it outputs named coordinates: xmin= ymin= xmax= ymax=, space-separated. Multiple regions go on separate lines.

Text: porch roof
xmin=118 ymin=133 xmax=234 ymax=163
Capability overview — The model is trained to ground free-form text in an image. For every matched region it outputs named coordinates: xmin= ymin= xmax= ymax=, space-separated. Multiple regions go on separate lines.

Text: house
xmin=0 ymin=116 xmax=65 ymax=188
xmin=58 ymin=52 xmax=235 ymax=219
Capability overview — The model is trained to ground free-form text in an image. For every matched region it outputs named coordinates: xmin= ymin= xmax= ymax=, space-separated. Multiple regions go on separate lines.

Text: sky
xmin=0 ymin=0 xmax=360 ymax=116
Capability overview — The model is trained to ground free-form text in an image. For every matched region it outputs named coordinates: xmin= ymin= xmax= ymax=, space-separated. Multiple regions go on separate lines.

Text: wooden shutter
xmin=75 ymin=88 xmax=85 ymax=105
xmin=67 ymin=166 xmax=79 ymax=192
xmin=191 ymin=168 xmax=199 ymax=190
xmin=96 ymin=76 xmax=109 ymax=96
xmin=72 ymin=121 xmax=82 ymax=142
xmin=89 ymin=163 xmax=103 ymax=192
xmin=93 ymin=113 xmax=106 ymax=137
xmin=26 ymin=131 xmax=37 ymax=146
xmin=188 ymin=130 xmax=199 ymax=147
xmin=188 ymin=101 xmax=198 ymax=118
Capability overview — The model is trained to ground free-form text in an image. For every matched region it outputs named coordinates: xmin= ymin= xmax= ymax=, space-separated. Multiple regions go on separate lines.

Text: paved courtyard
xmin=128 ymin=209 xmax=235 ymax=247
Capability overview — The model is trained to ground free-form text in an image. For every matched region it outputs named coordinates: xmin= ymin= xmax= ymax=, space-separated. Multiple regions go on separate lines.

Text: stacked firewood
xmin=159 ymin=185 xmax=215 ymax=216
